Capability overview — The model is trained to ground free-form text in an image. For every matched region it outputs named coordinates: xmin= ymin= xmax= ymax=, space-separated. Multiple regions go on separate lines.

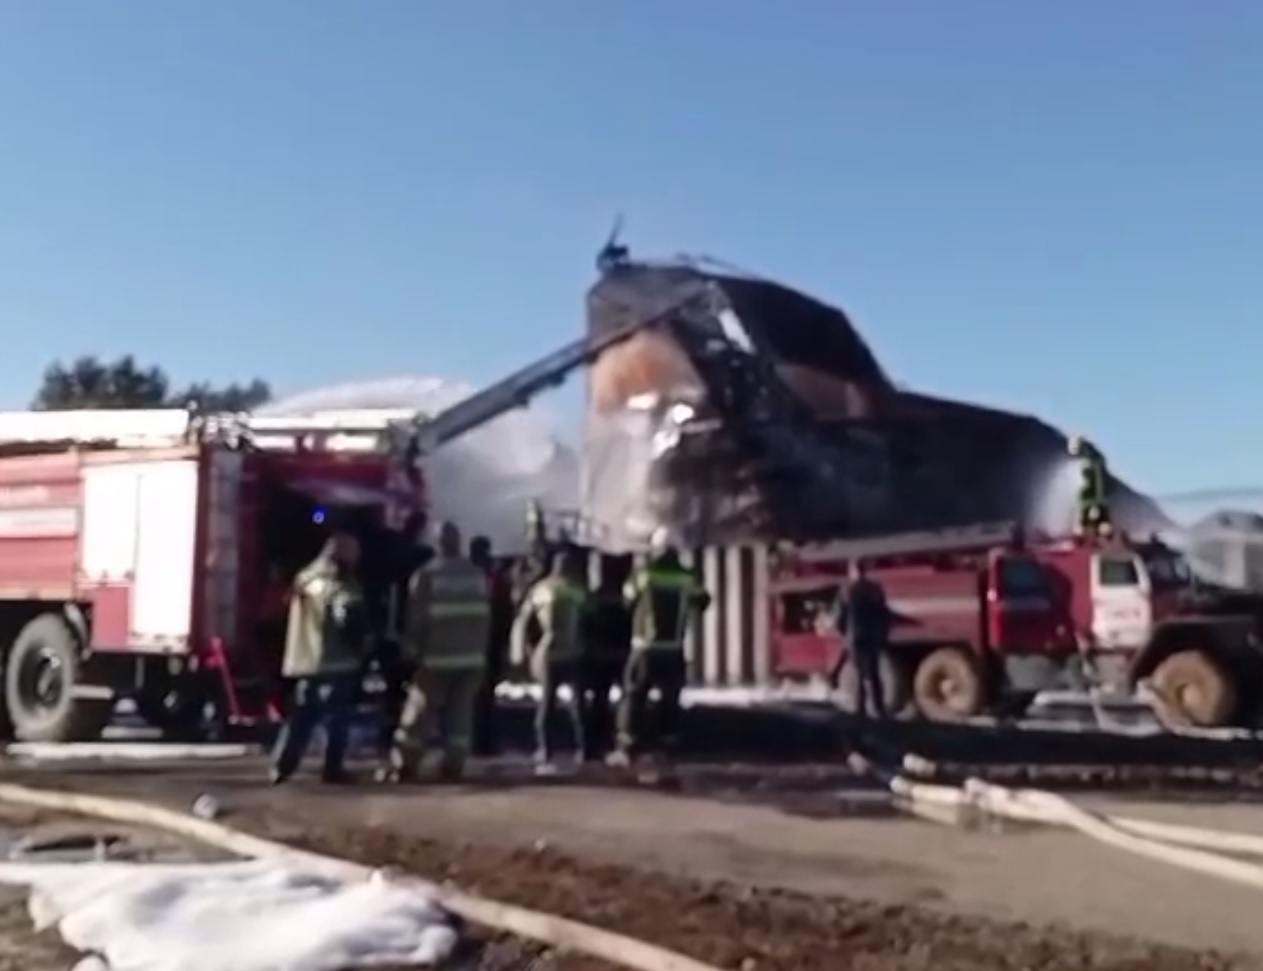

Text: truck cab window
xmin=995 ymin=556 xmax=1048 ymax=597
xmin=1144 ymin=552 xmax=1194 ymax=591
xmin=1097 ymin=555 xmax=1140 ymax=587
xmin=778 ymin=587 xmax=839 ymax=635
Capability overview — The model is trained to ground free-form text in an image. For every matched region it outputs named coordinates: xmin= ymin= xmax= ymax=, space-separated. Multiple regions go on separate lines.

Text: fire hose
xmin=0 ymin=782 xmax=724 ymax=971
xmin=884 ymin=752 xmax=1263 ymax=890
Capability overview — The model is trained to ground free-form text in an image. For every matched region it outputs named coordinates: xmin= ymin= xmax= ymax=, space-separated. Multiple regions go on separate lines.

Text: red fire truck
xmin=0 ymin=407 xmax=429 ymax=743
xmin=0 ymin=308 xmax=676 ymax=744
xmin=769 ymin=521 xmax=1263 ymax=728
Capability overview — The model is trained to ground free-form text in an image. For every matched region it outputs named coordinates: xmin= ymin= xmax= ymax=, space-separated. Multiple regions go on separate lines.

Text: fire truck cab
xmin=0 ymin=407 xmax=424 ymax=744
xmin=770 ymin=523 xmax=1261 ymax=728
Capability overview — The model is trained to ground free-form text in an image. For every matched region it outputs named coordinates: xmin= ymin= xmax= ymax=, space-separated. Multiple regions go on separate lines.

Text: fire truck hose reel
xmin=887 ymin=755 xmax=1263 ymax=889
xmin=0 ymin=782 xmax=726 ymax=971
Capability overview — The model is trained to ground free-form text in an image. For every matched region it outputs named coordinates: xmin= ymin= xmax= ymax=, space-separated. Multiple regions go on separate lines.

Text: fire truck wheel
xmin=912 ymin=647 xmax=986 ymax=722
xmin=4 ymin=614 xmax=111 ymax=743
xmin=1150 ymin=649 xmax=1238 ymax=728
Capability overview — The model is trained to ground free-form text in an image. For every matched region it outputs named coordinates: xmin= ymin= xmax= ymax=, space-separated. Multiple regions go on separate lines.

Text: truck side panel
xmin=132 ymin=459 xmax=199 ymax=649
xmin=770 ymin=556 xmax=986 ymax=677
xmin=80 ymin=455 xmax=200 ymax=651
xmin=204 ymin=448 xmax=245 ymax=652
xmin=79 ymin=462 xmax=141 ymax=644
xmin=0 ymin=453 xmax=80 ymax=596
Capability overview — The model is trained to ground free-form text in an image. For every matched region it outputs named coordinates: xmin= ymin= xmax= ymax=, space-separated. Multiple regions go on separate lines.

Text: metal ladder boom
xmin=403 ymin=291 xmax=709 ymax=456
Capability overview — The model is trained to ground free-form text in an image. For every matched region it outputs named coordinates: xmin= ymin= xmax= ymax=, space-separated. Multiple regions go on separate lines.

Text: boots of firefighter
xmin=376 ymin=732 xmax=424 ymax=784
xmin=374 ymin=760 xmax=420 ymax=784
xmin=438 ymin=749 xmax=467 ymax=783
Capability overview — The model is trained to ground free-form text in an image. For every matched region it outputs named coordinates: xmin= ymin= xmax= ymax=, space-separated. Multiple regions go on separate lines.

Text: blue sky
xmin=0 ymin=1 xmax=1260 ymax=501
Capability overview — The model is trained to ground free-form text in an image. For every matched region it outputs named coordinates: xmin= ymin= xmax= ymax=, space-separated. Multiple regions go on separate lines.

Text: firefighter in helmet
xmin=607 ymin=528 xmax=710 ymax=770
xmin=1069 ymin=435 xmax=1111 ymax=537
xmin=512 ymin=542 xmax=592 ymax=774
xmin=377 ymin=520 xmax=491 ymax=783
xmin=270 ymin=531 xmax=366 ymax=785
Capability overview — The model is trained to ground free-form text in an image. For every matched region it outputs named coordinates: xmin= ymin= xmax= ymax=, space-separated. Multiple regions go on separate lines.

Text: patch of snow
xmin=0 ymin=858 xmax=458 ymax=971
xmin=258 ymin=376 xmax=579 ymax=554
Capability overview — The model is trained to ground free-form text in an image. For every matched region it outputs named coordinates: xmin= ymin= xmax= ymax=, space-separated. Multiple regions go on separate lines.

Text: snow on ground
xmin=0 ymin=857 xmax=458 ymax=971
xmin=258 ymin=375 xmax=580 ymax=554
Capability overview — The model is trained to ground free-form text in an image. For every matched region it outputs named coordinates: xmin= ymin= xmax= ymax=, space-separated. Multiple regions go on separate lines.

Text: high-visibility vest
xmin=406 ymin=556 xmax=491 ymax=670
xmin=624 ymin=564 xmax=703 ymax=651
xmin=522 ymin=575 xmax=588 ymax=665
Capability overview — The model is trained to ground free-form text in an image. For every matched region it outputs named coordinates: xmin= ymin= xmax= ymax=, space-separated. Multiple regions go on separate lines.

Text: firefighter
xmin=607 ymin=530 xmax=710 ymax=769
xmin=269 ymin=531 xmax=366 ymax=785
xmin=1068 ymin=435 xmax=1111 ymax=537
xmin=377 ymin=520 xmax=490 ymax=783
xmin=471 ymin=535 xmax=514 ymax=756
xmin=373 ymin=511 xmax=433 ymax=758
xmin=838 ymin=558 xmax=891 ymax=721
xmin=581 ymin=557 xmax=633 ymax=760
xmin=512 ymin=543 xmax=590 ymax=774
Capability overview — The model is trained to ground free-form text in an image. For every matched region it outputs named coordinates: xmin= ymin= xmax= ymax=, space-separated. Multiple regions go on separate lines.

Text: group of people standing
xmin=268 ymin=513 xmax=711 ymax=785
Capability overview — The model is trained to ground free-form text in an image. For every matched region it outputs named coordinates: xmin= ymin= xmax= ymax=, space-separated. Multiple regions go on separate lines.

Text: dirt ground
xmin=0 ymin=806 xmax=106 ymax=971
xmin=7 ymin=758 xmax=1263 ymax=971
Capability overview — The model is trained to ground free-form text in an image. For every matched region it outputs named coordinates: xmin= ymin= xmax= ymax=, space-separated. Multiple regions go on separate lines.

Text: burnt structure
xmin=581 ymin=257 xmax=1166 ymax=551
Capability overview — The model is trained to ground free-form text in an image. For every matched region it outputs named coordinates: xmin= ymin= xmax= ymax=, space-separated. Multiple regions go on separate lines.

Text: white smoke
xmin=1027 ymin=455 xmax=1083 ymax=537
xmin=257 ymin=376 xmax=579 ymax=554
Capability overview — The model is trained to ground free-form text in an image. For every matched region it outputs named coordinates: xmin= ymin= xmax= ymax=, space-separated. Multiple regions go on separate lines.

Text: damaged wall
xmin=581 ymin=260 xmax=1167 ymax=551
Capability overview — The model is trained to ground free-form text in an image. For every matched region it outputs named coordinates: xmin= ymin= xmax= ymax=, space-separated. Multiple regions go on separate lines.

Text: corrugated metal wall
xmin=587 ymin=544 xmax=776 ymax=687
xmin=687 ymin=546 xmax=771 ymax=687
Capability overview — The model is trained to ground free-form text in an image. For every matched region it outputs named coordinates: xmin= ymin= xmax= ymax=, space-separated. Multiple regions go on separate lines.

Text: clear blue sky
xmin=0 ymin=1 xmax=1259 ymax=500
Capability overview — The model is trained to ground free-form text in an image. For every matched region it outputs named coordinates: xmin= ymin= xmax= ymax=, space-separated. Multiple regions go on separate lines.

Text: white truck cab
xmin=1089 ymin=547 xmax=1193 ymax=649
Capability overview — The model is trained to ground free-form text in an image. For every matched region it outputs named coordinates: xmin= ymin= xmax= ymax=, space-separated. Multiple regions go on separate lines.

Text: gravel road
xmin=6 ymin=756 xmax=1263 ymax=971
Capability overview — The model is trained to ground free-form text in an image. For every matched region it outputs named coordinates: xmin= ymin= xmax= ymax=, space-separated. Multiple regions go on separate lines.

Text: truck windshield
xmin=1144 ymin=552 xmax=1193 ymax=591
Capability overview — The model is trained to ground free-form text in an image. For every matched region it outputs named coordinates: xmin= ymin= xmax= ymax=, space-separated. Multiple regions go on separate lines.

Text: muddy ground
xmin=6 ymin=756 xmax=1263 ymax=971
xmin=0 ymin=807 xmax=76 ymax=971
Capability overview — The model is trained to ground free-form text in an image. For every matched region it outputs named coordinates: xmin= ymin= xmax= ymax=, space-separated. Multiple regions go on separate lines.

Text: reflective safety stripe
xmin=423 ymin=655 xmax=485 ymax=670
xmin=632 ymin=639 xmax=687 ymax=652
xmin=430 ymin=603 xmax=491 ymax=618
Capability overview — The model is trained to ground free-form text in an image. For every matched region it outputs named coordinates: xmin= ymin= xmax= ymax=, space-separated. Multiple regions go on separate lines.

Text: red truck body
xmin=0 ymin=409 xmax=423 ymax=743
xmin=764 ymin=522 xmax=1262 ymax=727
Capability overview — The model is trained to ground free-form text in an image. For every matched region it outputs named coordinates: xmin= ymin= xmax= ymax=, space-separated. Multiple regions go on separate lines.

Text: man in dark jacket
xmin=581 ymin=556 xmax=632 ymax=760
xmin=837 ymin=559 xmax=892 ymax=720
xmin=471 ymin=536 xmax=514 ymax=756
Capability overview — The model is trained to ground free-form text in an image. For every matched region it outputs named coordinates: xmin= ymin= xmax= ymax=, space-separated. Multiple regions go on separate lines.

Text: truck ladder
xmin=393 ymin=287 xmax=717 ymax=457
xmin=789 ymin=520 xmax=1022 ymax=562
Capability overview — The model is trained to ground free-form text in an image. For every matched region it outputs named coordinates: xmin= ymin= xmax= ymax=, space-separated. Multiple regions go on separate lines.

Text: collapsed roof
xmin=581 ymin=257 xmax=1168 ymax=551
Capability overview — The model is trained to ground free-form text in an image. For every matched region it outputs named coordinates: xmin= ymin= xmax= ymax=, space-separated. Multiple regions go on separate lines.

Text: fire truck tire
xmin=912 ymin=647 xmax=986 ymax=722
xmin=833 ymin=652 xmax=910 ymax=717
xmin=1150 ymin=649 xmax=1238 ymax=728
xmin=3 ymin=614 xmax=111 ymax=743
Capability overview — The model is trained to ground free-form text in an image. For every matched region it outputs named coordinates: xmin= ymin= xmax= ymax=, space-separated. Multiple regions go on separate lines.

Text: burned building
xmin=581 ymin=257 xmax=1166 ymax=551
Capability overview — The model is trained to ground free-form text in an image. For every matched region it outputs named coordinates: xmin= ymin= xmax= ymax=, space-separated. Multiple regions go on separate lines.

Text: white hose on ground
xmin=0 ymin=782 xmax=724 ymax=971
xmin=890 ymin=762 xmax=1263 ymax=890
xmin=895 ymin=754 xmax=1263 ymax=857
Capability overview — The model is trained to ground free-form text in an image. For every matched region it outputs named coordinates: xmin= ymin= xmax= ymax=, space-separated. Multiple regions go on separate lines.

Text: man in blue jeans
xmin=270 ymin=531 xmax=367 ymax=785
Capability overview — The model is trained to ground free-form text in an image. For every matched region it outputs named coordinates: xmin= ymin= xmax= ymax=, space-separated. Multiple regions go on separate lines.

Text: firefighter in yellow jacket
xmin=378 ymin=520 xmax=490 ymax=783
xmin=270 ymin=532 xmax=366 ymax=785
xmin=608 ymin=530 xmax=710 ymax=769
xmin=512 ymin=545 xmax=590 ymax=774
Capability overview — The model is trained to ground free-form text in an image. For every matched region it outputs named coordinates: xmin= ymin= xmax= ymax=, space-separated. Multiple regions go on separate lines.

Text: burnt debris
xmin=581 ymin=256 xmax=1167 ymax=551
